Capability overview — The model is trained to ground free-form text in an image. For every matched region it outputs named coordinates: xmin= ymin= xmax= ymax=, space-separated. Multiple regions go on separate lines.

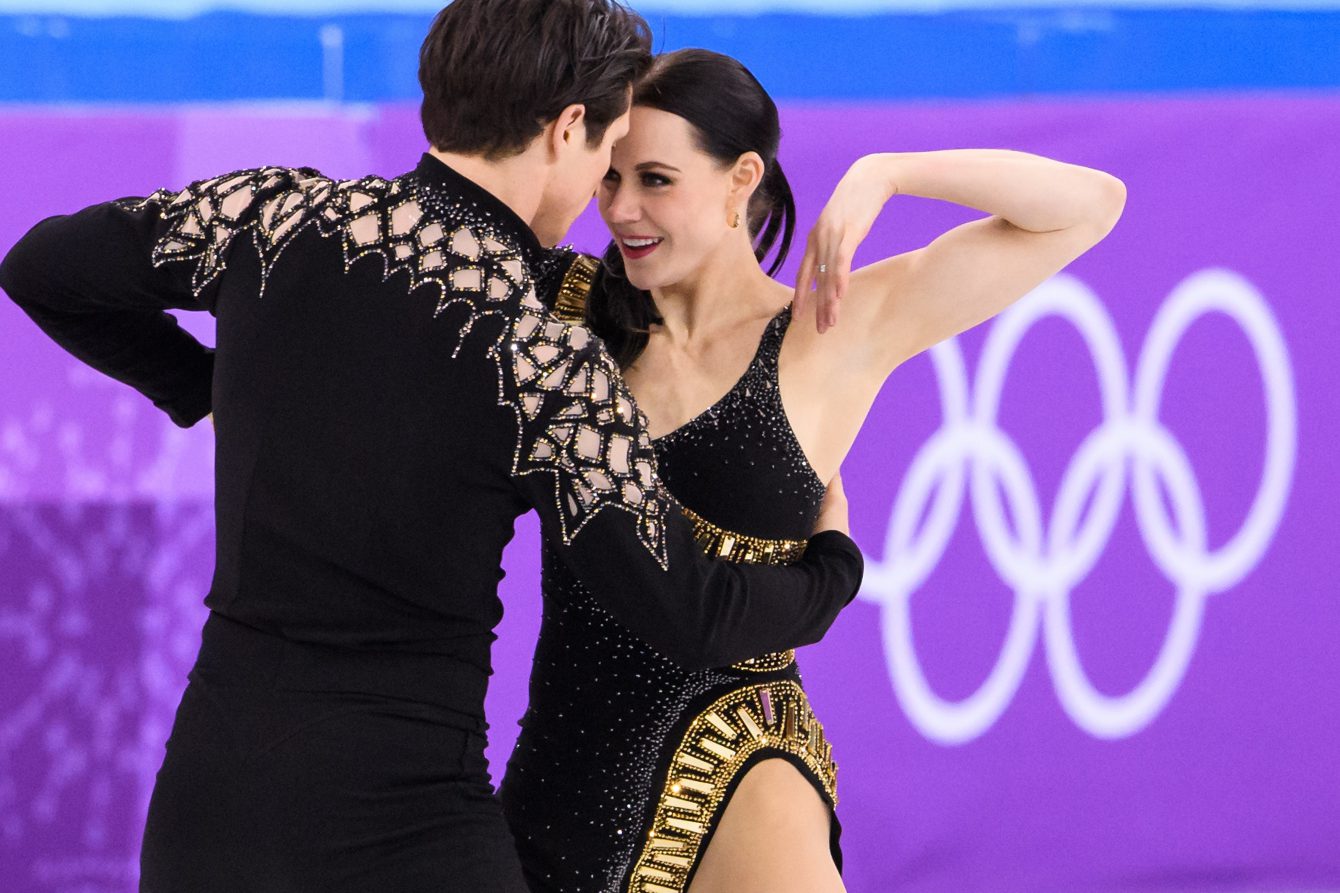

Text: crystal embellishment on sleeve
xmin=119 ymin=167 xmax=306 ymax=297
xmin=129 ymin=165 xmax=669 ymax=566
xmin=504 ymin=285 xmax=669 ymax=568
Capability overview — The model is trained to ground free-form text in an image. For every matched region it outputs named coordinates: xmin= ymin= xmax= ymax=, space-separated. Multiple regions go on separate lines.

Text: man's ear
xmin=548 ymin=104 xmax=589 ymax=159
xmin=729 ymin=151 xmax=766 ymax=207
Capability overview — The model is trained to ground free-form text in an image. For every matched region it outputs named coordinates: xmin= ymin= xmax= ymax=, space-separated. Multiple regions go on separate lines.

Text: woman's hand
xmin=793 ymin=156 xmax=897 ymax=334
xmin=813 ymin=472 xmax=850 ymax=537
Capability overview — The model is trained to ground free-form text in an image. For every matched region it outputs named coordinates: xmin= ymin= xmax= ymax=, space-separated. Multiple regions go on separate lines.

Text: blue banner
xmin=2 ymin=9 xmax=1339 ymax=102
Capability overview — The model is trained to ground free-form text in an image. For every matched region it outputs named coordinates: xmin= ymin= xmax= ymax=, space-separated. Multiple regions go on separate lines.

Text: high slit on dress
xmin=501 ymin=306 xmax=842 ymax=893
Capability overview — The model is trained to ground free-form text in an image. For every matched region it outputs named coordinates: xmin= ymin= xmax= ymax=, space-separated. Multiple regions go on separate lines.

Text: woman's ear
xmin=729 ymin=151 xmax=766 ymax=209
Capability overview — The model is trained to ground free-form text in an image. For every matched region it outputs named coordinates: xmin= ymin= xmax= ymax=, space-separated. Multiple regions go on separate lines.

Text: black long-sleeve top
xmin=0 ymin=155 xmax=862 ymax=724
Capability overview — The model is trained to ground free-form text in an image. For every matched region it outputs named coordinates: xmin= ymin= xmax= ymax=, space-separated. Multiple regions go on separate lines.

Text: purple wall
xmin=1 ymin=95 xmax=1336 ymax=892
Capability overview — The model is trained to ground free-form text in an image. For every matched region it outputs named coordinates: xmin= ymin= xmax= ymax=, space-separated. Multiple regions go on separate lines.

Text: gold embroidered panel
xmin=679 ymin=504 xmax=807 ymax=566
xmin=552 ymin=252 xmax=599 ymax=325
xmin=626 ymin=681 xmax=838 ymax=893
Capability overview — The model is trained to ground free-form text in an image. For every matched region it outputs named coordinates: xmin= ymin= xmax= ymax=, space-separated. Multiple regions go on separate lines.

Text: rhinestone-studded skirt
xmin=499 ymin=520 xmax=840 ymax=893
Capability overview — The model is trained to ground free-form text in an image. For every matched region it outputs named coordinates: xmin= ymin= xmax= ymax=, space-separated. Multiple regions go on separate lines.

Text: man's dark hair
xmin=419 ymin=0 xmax=653 ymax=159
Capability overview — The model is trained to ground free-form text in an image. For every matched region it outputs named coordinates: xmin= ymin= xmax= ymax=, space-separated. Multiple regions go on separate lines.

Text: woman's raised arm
xmin=782 ymin=149 xmax=1125 ymax=482
xmin=793 ymin=149 xmax=1126 ymax=367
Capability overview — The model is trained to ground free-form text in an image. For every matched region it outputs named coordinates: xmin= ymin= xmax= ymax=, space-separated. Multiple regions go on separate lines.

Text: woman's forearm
xmin=858 ymin=149 xmax=1125 ymax=234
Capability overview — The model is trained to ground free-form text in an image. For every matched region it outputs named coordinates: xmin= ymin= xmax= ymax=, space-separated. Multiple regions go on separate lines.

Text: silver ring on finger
xmin=818 ymin=264 xmax=828 ymax=273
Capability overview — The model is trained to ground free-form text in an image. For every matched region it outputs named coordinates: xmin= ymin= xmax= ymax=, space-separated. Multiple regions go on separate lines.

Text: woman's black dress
xmin=501 ymin=307 xmax=841 ymax=893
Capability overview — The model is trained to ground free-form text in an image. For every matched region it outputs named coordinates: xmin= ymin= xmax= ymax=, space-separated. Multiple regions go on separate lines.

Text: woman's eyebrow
xmin=634 ymin=161 xmax=682 ymax=173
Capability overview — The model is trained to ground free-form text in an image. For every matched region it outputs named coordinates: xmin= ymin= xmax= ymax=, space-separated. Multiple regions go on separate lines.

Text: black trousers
xmin=140 ymin=616 xmax=528 ymax=892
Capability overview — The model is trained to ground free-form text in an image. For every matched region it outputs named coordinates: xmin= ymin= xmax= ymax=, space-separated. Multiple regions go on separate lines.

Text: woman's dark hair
xmin=419 ymin=0 xmax=653 ymax=159
xmin=588 ymin=49 xmax=797 ymax=367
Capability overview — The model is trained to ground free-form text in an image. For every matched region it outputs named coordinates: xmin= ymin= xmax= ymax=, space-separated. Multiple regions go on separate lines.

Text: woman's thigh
xmin=688 ymin=758 xmax=844 ymax=893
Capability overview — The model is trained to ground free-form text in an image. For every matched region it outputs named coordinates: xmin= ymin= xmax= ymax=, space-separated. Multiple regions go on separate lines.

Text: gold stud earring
xmin=730 ymin=211 xmax=742 ymax=229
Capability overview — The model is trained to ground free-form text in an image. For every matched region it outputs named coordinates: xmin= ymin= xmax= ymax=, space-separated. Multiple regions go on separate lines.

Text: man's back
xmin=201 ymin=160 xmax=533 ymax=680
xmin=0 ymin=151 xmax=863 ymax=890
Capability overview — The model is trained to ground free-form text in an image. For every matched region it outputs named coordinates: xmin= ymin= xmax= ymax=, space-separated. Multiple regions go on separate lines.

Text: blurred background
xmin=1 ymin=1 xmax=1337 ymax=891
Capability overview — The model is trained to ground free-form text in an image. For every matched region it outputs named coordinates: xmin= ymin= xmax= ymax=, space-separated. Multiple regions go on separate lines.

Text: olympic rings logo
xmin=857 ymin=269 xmax=1297 ymax=744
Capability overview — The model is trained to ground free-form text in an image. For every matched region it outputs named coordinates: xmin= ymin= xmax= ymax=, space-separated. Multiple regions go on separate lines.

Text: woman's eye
xmin=602 ymin=170 xmax=619 ymax=184
xmin=641 ymin=173 xmax=671 ymax=188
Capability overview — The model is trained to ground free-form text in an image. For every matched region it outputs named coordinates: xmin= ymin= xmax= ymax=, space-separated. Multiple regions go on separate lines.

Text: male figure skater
xmin=0 ymin=1 xmax=862 ymax=889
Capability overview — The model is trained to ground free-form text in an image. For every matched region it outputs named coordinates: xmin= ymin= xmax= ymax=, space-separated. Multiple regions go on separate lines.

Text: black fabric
xmin=649 ymin=307 xmax=827 ymax=537
xmin=502 ymin=308 xmax=845 ymax=892
xmin=140 ymin=612 xmax=529 ymax=892
xmin=0 ymin=155 xmax=862 ymax=685
xmin=0 ymin=156 xmax=863 ymax=885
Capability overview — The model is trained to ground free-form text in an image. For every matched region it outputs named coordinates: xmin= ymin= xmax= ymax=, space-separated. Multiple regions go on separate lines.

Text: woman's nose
xmin=604 ymin=187 xmax=640 ymax=224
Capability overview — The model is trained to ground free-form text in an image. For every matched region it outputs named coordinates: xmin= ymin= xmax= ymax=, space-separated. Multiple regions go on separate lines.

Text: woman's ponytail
xmin=754 ymin=159 xmax=796 ymax=277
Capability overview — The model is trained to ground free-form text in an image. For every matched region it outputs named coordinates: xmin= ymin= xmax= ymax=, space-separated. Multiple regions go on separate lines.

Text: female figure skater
xmin=502 ymin=49 xmax=1125 ymax=893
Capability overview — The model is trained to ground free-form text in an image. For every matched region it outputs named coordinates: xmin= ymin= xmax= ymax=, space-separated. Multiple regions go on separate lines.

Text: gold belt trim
xmin=625 ymin=681 xmax=838 ymax=893
xmin=680 ymin=505 xmax=804 ymax=673
xmin=679 ymin=504 xmax=807 ymax=566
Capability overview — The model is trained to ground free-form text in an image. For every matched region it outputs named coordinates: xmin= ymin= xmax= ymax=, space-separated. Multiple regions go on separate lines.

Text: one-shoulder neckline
xmin=649 ymin=307 xmax=790 ymax=446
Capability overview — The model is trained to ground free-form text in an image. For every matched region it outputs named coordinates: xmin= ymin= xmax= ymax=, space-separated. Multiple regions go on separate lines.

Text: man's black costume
xmin=0 ymin=155 xmax=862 ymax=890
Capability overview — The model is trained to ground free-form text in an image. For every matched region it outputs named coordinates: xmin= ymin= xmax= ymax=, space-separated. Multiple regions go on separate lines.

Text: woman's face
xmin=598 ymin=106 xmax=739 ymax=291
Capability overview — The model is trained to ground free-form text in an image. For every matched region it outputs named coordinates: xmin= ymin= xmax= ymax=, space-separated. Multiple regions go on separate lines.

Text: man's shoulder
xmin=128 ymin=162 xmax=558 ymax=316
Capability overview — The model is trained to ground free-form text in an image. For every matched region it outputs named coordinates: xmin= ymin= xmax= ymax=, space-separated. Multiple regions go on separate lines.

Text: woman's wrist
xmin=855 ymin=152 xmax=906 ymax=203
xmin=846 ymin=152 xmax=900 ymax=203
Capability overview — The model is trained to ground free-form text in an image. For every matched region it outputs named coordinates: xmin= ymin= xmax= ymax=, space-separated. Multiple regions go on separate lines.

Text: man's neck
xmin=428 ymin=147 xmax=546 ymax=234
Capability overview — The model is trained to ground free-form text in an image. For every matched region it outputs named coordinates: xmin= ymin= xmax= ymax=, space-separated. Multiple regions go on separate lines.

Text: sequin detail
xmin=626 ymin=682 xmax=837 ymax=893
xmin=678 ymin=503 xmax=800 ymax=673
xmin=651 ymin=307 xmax=827 ymax=518
xmin=679 ymin=504 xmax=806 ymax=566
xmin=509 ymin=286 xmax=669 ymax=567
xmin=552 ymin=253 xmax=600 ymax=324
xmin=119 ymin=167 xmax=304 ymax=298
xmin=127 ymin=168 xmax=668 ymax=565
xmin=499 ymin=264 xmax=839 ymax=893
xmin=730 ymin=650 xmax=798 ymax=673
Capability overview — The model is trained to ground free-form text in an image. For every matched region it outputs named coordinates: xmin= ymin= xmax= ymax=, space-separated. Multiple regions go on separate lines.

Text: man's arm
xmin=506 ymin=285 xmax=863 ymax=671
xmin=0 ymin=168 xmax=301 ymax=427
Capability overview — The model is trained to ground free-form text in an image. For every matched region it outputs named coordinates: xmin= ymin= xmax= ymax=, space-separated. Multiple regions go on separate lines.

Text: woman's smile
xmin=618 ymin=236 xmax=665 ymax=260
